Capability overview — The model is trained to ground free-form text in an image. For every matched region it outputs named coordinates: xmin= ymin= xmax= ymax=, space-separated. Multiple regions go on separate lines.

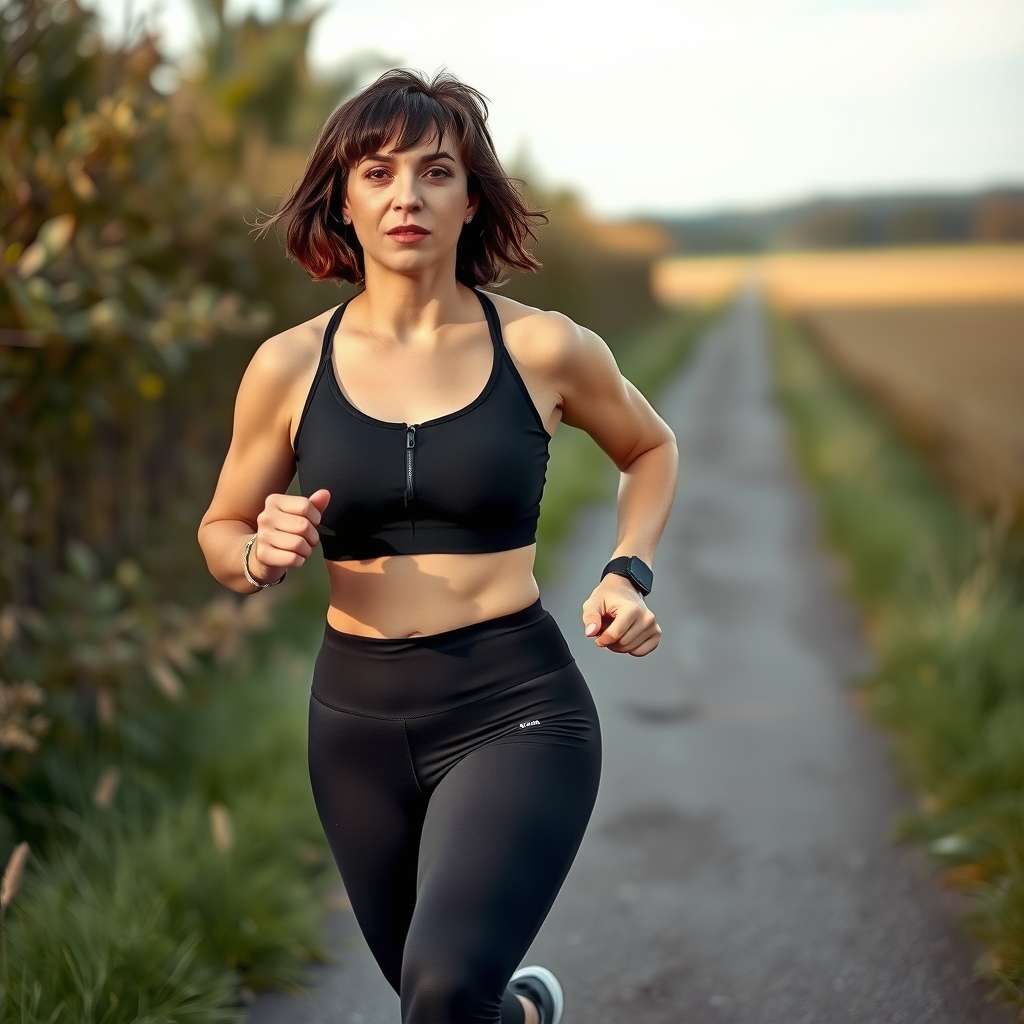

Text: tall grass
xmin=771 ymin=312 xmax=1024 ymax=1008
xmin=0 ymin=591 xmax=332 ymax=1023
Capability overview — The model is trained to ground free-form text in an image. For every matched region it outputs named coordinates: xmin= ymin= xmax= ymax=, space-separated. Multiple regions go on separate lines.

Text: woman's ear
xmin=465 ymin=194 xmax=480 ymax=224
xmin=339 ymin=182 xmax=352 ymax=226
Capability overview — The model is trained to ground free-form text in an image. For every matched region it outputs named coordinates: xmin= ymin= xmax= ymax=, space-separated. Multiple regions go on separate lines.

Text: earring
xmin=342 ymin=216 xmax=351 ymax=225
xmin=466 ymin=215 xmax=473 ymax=223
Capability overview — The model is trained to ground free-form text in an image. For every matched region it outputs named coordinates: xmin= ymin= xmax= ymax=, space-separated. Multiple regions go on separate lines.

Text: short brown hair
xmin=263 ymin=69 xmax=546 ymax=287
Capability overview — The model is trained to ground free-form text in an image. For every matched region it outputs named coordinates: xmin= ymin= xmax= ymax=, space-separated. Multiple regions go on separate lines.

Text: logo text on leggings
xmin=519 ymin=720 xmax=541 ymax=729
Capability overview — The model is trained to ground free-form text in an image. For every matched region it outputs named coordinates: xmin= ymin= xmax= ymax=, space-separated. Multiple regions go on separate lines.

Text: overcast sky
xmin=88 ymin=0 xmax=1024 ymax=217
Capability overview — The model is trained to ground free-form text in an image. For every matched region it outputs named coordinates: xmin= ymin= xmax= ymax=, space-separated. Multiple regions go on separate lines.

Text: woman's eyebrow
xmin=358 ymin=150 xmax=455 ymax=164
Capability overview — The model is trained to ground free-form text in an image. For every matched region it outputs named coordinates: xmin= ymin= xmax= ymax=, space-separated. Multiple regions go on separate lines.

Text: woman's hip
xmin=309 ymin=599 xmax=600 ymax=785
xmin=310 ymin=598 xmax=585 ymax=718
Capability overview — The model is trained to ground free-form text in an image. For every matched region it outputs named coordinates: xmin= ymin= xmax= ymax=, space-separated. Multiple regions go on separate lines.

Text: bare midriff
xmin=323 ymin=544 xmax=541 ymax=638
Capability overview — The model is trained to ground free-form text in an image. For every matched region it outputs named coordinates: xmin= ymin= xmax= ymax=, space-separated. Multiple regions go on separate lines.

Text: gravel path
xmin=249 ymin=293 xmax=1012 ymax=1024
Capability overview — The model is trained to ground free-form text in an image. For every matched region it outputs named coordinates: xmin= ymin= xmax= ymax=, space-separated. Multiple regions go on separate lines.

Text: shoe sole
xmin=510 ymin=965 xmax=564 ymax=1024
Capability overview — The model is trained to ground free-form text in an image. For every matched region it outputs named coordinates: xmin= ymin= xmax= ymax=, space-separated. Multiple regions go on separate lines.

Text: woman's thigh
xmin=400 ymin=693 xmax=602 ymax=1022
xmin=307 ymin=693 xmax=425 ymax=991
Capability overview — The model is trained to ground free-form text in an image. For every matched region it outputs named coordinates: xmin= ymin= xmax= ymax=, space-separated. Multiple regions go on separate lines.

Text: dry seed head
xmin=148 ymin=659 xmax=183 ymax=700
xmin=92 ymin=766 xmax=121 ymax=809
xmin=2 ymin=681 xmax=44 ymax=710
xmin=0 ymin=722 xmax=39 ymax=753
xmin=241 ymin=589 xmax=275 ymax=629
xmin=209 ymin=804 xmax=234 ymax=852
xmin=162 ymin=640 xmax=196 ymax=673
xmin=1 ymin=841 xmax=30 ymax=908
xmin=0 ymin=607 xmax=17 ymax=643
xmin=96 ymin=688 xmax=115 ymax=725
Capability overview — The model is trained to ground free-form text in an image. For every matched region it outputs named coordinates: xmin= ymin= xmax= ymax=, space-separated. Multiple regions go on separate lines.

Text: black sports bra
xmin=293 ymin=290 xmax=551 ymax=562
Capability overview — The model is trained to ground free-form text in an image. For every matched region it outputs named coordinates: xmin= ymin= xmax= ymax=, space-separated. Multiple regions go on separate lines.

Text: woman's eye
xmin=426 ymin=166 xmax=452 ymax=178
xmin=366 ymin=168 xmax=390 ymax=181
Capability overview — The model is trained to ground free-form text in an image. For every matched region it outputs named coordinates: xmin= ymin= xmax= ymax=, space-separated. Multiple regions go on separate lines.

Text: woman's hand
xmin=251 ymin=488 xmax=331 ymax=583
xmin=581 ymin=573 xmax=662 ymax=657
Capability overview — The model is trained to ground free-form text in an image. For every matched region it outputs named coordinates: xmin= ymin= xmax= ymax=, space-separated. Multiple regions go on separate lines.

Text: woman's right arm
xmin=197 ymin=324 xmax=330 ymax=594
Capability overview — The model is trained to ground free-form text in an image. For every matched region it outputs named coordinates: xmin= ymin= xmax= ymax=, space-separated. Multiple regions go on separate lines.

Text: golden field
xmin=652 ymin=246 xmax=1024 ymax=519
xmin=652 ymin=245 xmax=1024 ymax=308
xmin=803 ymin=304 xmax=1024 ymax=519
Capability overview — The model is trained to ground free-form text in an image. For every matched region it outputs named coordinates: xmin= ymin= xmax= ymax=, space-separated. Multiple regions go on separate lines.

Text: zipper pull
xmin=404 ymin=425 xmax=417 ymax=507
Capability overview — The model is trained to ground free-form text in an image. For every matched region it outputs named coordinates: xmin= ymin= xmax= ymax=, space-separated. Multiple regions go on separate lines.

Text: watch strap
xmin=601 ymin=555 xmax=653 ymax=597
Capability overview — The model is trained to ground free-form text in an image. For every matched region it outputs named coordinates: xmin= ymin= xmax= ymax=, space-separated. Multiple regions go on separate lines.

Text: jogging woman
xmin=198 ymin=69 xmax=678 ymax=1024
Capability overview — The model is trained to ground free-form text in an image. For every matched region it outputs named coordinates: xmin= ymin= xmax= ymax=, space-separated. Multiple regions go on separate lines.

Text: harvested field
xmin=652 ymin=245 xmax=1024 ymax=308
xmin=800 ymin=304 xmax=1024 ymax=520
xmin=653 ymin=246 xmax=1024 ymax=521
xmin=761 ymin=248 xmax=1024 ymax=309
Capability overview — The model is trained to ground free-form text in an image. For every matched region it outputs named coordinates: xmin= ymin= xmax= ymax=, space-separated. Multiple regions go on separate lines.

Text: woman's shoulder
xmin=483 ymin=292 xmax=596 ymax=375
xmin=243 ymin=305 xmax=339 ymax=393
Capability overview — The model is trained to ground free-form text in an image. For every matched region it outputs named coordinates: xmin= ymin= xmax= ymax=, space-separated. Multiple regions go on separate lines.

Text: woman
xmin=198 ymin=69 xmax=678 ymax=1024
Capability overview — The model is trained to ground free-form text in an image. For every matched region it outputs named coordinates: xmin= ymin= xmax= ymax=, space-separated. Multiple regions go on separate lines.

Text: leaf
xmin=66 ymin=540 xmax=100 ymax=581
xmin=16 ymin=242 xmax=47 ymax=278
xmin=37 ymin=213 xmax=76 ymax=255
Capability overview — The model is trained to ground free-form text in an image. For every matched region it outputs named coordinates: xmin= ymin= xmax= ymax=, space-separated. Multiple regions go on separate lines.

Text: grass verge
xmin=534 ymin=306 xmax=715 ymax=580
xmin=0 ymin=589 xmax=333 ymax=1023
xmin=771 ymin=312 xmax=1024 ymax=1008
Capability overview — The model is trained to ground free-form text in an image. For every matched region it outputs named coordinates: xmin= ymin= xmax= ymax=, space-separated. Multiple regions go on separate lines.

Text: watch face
xmin=627 ymin=556 xmax=654 ymax=595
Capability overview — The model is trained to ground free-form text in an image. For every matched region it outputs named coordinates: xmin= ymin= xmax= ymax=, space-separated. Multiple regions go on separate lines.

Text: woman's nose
xmin=393 ymin=173 xmax=424 ymax=212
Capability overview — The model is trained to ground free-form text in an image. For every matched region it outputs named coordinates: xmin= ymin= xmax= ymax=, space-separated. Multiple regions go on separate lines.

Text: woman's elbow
xmin=655 ymin=423 xmax=678 ymax=463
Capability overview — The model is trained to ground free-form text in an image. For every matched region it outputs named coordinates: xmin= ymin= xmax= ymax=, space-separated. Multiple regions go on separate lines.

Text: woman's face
xmin=342 ymin=133 xmax=479 ymax=280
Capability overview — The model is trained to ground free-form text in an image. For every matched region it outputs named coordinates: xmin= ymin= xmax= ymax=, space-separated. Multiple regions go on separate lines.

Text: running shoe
xmin=509 ymin=965 xmax=564 ymax=1024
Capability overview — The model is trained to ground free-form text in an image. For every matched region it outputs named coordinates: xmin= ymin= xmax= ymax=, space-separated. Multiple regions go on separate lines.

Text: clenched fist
xmin=581 ymin=572 xmax=661 ymax=657
xmin=249 ymin=488 xmax=331 ymax=584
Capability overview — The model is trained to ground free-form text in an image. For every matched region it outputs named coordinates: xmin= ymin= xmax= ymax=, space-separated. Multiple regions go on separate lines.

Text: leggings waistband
xmin=312 ymin=598 xmax=576 ymax=719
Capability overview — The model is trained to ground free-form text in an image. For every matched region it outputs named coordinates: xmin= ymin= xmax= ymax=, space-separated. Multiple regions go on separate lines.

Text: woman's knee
xmin=401 ymin=957 xmax=501 ymax=1024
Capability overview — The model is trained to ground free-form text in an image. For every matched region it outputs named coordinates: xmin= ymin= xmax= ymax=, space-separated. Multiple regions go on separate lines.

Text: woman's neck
xmin=358 ymin=260 xmax=476 ymax=342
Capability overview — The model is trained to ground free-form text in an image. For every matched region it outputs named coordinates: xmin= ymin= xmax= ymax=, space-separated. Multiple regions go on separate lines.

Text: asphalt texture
xmin=248 ymin=293 xmax=1013 ymax=1024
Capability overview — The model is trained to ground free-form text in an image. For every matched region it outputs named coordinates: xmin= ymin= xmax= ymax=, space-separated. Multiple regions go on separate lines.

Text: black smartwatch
xmin=600 ymin=555 xmax=653 ymax=597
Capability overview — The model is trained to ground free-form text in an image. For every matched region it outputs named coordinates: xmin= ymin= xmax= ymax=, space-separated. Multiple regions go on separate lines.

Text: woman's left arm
xmin=554 ymin=317 xmax=679 ymax=657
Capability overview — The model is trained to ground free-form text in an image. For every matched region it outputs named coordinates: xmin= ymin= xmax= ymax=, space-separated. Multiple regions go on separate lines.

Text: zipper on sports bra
xmin=404 ymin=425 xmax=417 ymax=511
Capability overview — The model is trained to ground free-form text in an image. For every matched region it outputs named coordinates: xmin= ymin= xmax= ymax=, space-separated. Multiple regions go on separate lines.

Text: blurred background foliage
xmin=0 ymin=0 xmax=676 ymax=1015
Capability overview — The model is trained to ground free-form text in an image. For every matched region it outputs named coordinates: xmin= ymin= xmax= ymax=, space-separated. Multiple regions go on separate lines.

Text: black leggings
xmin=307 ymin=599 xmax=602 ymax=1024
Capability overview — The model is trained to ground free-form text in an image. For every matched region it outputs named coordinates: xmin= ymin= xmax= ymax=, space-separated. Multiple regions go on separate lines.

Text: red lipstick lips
xmin=387 ymin=224 xmax=429 ymax=243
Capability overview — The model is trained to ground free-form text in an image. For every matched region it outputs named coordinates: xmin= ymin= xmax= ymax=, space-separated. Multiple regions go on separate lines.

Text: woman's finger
xmin=265 ymin=491 xmax=329 ymax=527
xmin=606 ymin=614 xmax=657 ymax=652
xmin=600 ymin=600 xmax=658 ymax=647
xmin=259 ymin=510 xmax=321 ymax=545
xmin=268 ymin=529 xmax=313 ymax=557
xmin=252 ymin=540 xmax=302 ymax=573
xmin=605 ymin=618 xmax=654 ymax=652
xmin=594 ymin=605 xmax=641 ymax=647
xmin=581 ymin=595 xmax=607 ymax=638
xmin=627 ymin=633 xmax=662 ymax=657
xmin=257 ymin=539 xmax=314 ymax=567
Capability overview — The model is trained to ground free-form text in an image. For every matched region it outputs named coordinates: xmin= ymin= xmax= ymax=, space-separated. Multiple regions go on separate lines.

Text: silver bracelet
xmin=243 ymin=533 xmax=286 ymax=589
